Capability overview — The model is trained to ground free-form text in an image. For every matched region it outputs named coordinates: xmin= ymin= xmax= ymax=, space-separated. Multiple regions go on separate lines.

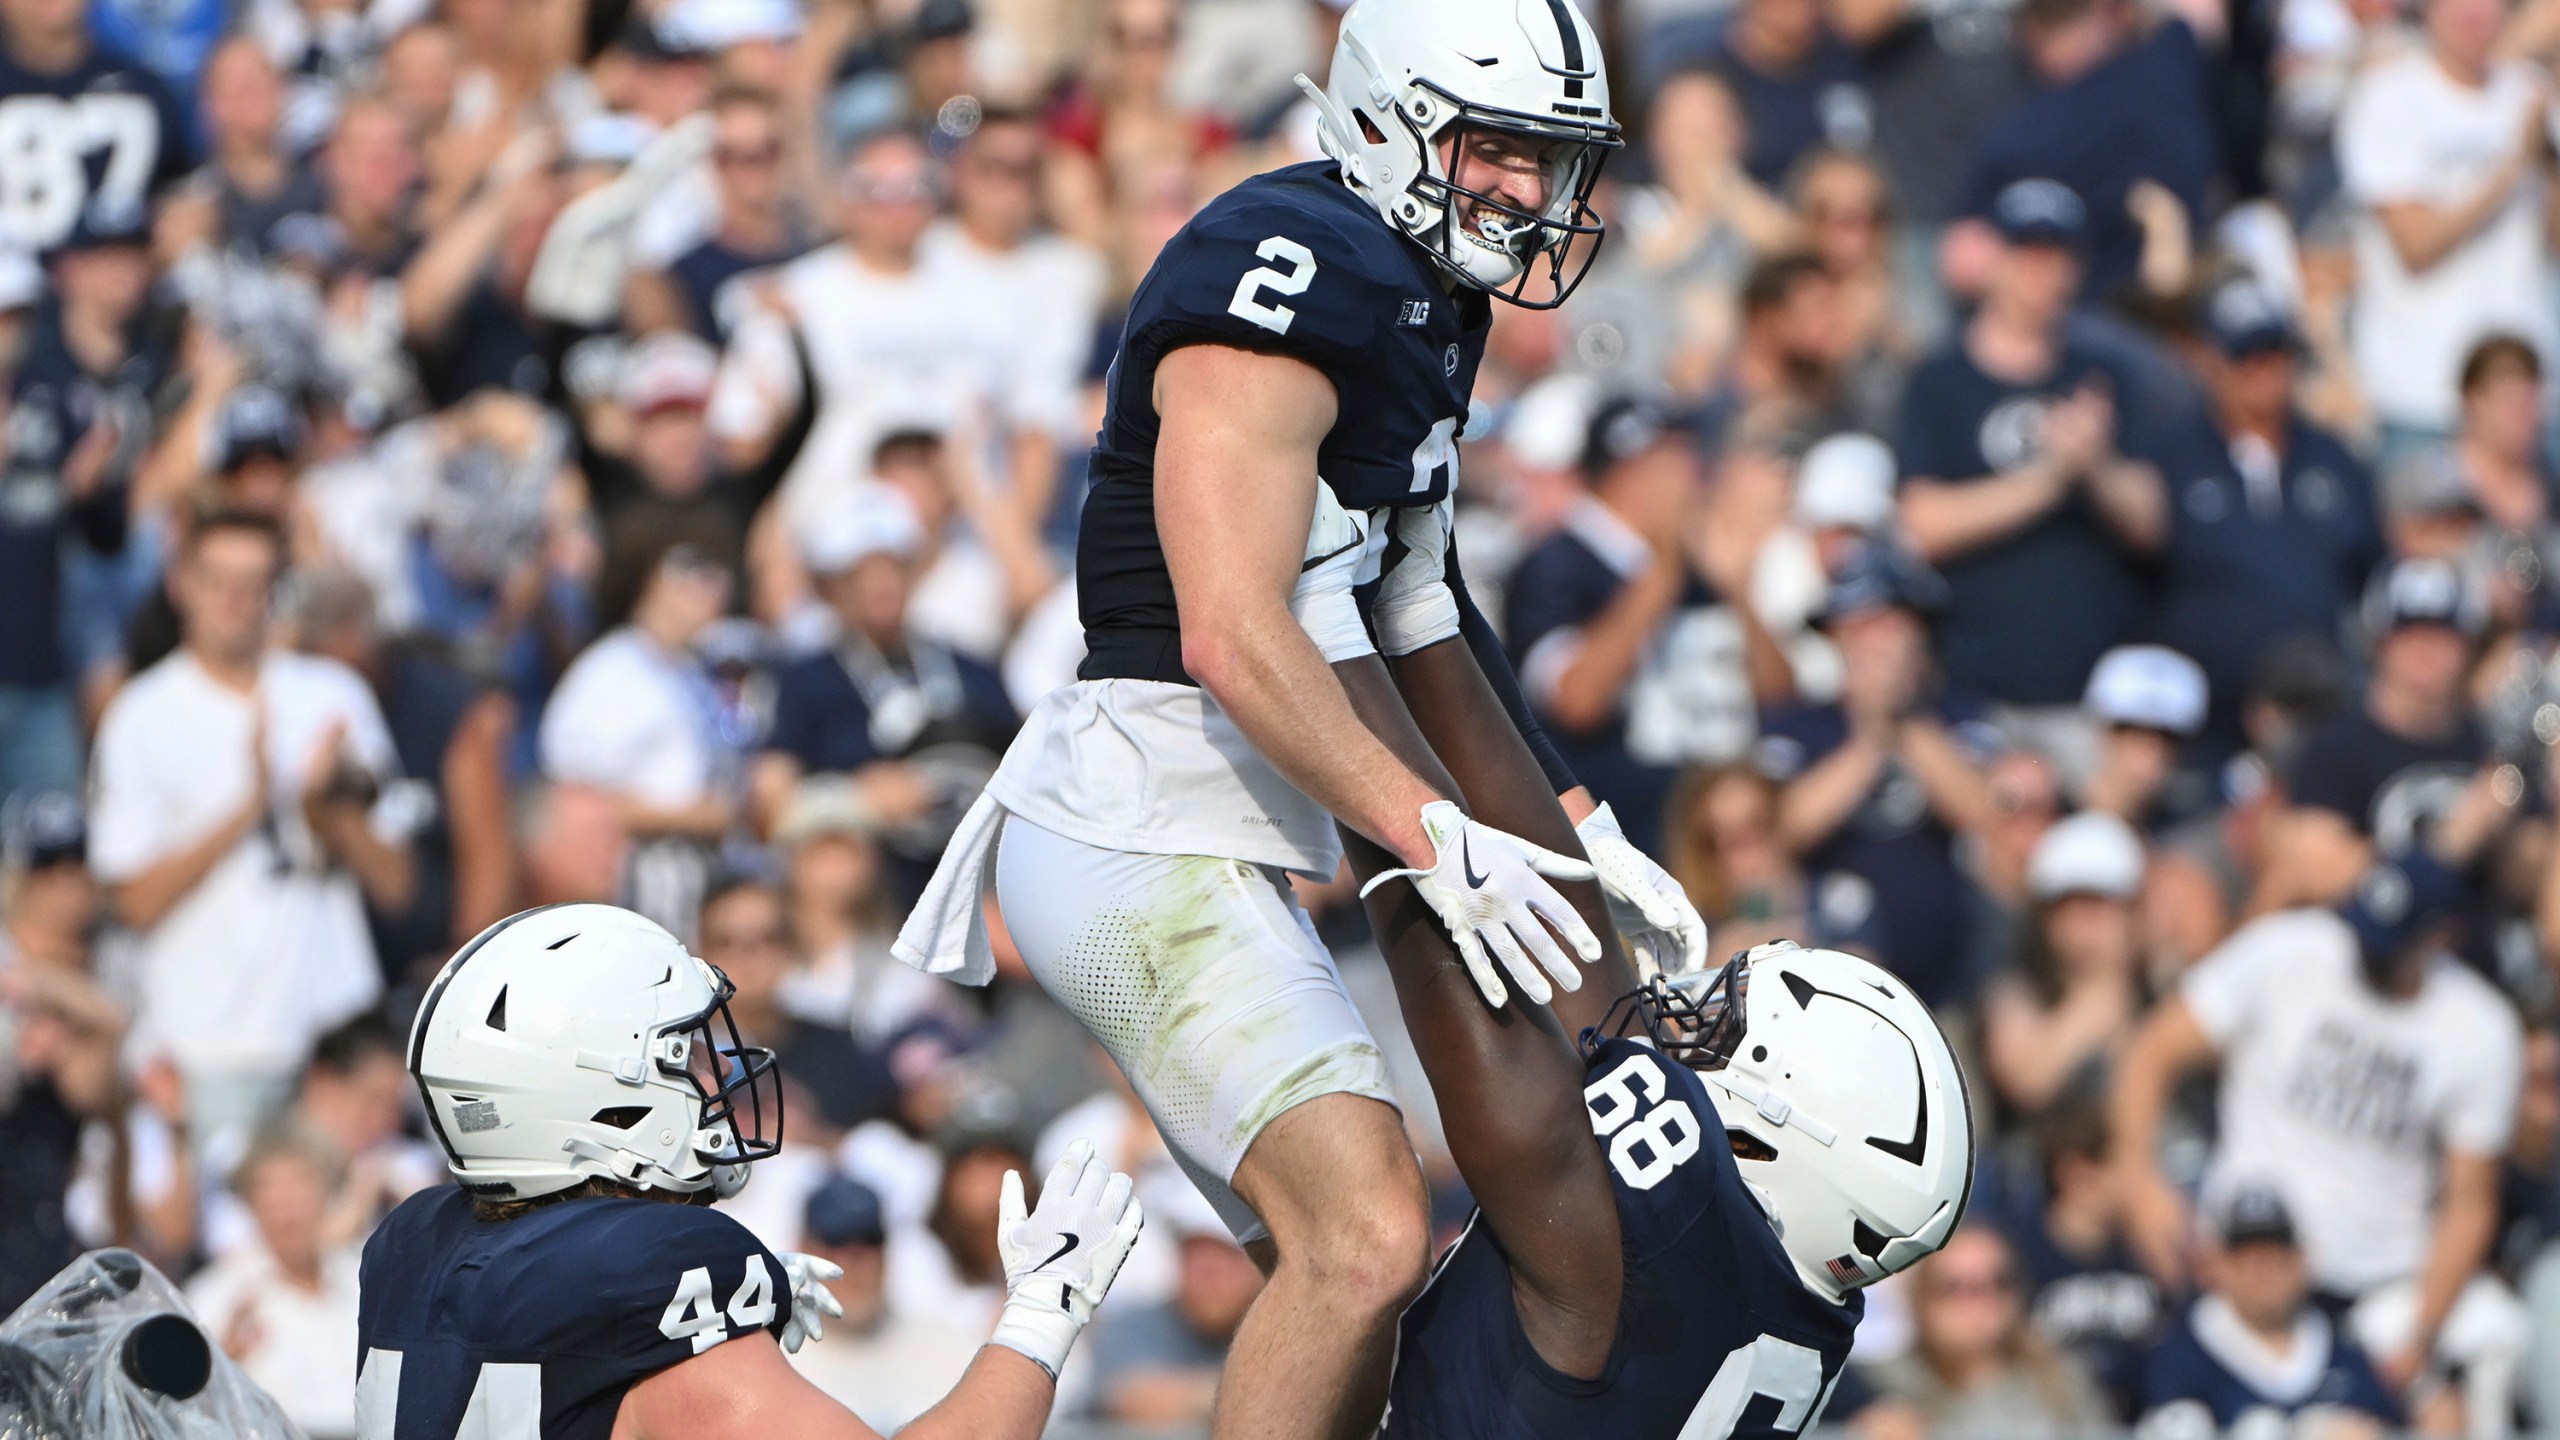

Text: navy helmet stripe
xmin=1540 ymin=0 xmax=1586 ymax=71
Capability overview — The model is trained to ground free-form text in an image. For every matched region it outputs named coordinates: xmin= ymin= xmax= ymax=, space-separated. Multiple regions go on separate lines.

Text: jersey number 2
xmin=1227 ymin=236 xmax=1318 ymax=335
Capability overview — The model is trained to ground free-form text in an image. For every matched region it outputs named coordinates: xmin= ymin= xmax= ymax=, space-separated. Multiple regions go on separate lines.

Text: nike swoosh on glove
xmin=988 ymin=1138 xmax=1145 ymax=1378
xmin=1360 ymin=800 xmax=1602 ymax=1009
xmin=774 ymin=1251 xmax=845 ymax=1354
xmin=1577 ymin=801 xmax=1711 ymax=979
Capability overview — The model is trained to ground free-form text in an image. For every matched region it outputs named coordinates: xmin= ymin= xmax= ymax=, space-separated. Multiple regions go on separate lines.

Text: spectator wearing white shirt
xmin=918 ymin=109 xmax=1105 ymax=532
xmin=89 ymin=514 xmax=411 ymax=1147
xmin=2112 ymin=851 xmax=2527 ymax=1429
xmin=185 ymin=1126 xmax=363 ymax=1440
xmin=2335 ymin=0 xmax=2558 ymax=449
xmin=537 ymin=515 xmax=741 ymax=941
xmin=709 ymin=128 xmax=992 ymax=537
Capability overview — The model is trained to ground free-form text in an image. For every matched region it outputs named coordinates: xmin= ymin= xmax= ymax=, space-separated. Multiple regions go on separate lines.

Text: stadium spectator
xmin=1897 ymin=178 xmax=2166 ymax=764
xmin=289 ymin=565 xmax=518 ymax=986
xmin=1696 ymin=250 xmax=1857 ymax=444
xmin=537 ymin=514 xmax=741 ymax=939
xmin=182 ymin=37 xmax=319 ymax=256
xmin=1088 ymin=1174 xmax=1263 ymax=1427
xmin=2335 ymin=0 xmax=2557 ymax=450
xmin=1996 ymin=1102 xmax=2163 ymax=1420
xmin=2138 ymin=1186 xmax=2399 ymax=1438
xmin=2113 ymin=852 xmax=2526 ymax=1422
xmin=695 ymin=874 xmax=893 ymax=1135
xmin=1980 ymin=809 xmax=2149 ymax=1121
xmin=1757 ymin=542 xmax=2001 ymax=1005
xmin=2269 ymin=557 xmax=2488 ymax=909
xmin=0 ymin=0 xmax=190 ymax=257
xmin=1507 ymin=397 xmax=1759 ymax=856
xmin=1681 ymin=0 xmax=1872 ymax=189
xmin=2078 ymin=645 xmax=2210 ymax=830
xmin=1663 ymin=764 xmax=1825 ymax=958
xmin=184 ymin=1126 xmax=362 ymax=1439
xmin=2151 ymin=280 xmax=2383 ymax=752
xmin=1950 ymin=0 xmax=2216 ymax=303
xmin=1854 ymin=1225 xmax=2112 ymax=1436
xmin=754 ymin=484 xmax=1017 ymax=853
xmin=0 ymin=792 xmax=127 ymax=1314
xmin=271 ymin=1014 xmax=439 ymax=1252
xmin=626 ymin=85 xmax=810 ymax=344
xmin=89 ymin=512 xmax=408 ymax=1146
xmin=786 ymin=1171 xmax=982 ymax=1431
xmin=771 ymin=774 xmax=961 ymax=1040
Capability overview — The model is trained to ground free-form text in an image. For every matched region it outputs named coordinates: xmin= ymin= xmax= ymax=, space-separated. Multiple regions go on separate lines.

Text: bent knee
xmin=1288 ymin=1193 xmax=1433 ymax=1313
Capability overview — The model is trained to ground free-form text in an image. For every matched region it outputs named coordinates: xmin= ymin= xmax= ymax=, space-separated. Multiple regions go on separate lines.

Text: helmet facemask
xmin=1387 ymin=85 xmax=1614 ymax=308
xmin=1600 ymin=951 xmax=1752 ymax=1072
xmin=659 ymin=967 xmax=786 ymax=1185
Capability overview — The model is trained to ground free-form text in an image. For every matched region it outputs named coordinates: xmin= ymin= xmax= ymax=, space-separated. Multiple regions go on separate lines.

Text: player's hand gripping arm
xmin=615 ymin=1141 xmax=1142 ymax=1440
xmin=1157 ymin=344 xmax=1599 ymax=1003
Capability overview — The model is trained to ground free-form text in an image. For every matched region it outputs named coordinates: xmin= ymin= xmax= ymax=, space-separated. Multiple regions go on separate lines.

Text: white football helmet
xmin=1616 ymin=941 xmax=1973 ymax=1303
xmin=1297 ymin=0 xmax=1621 ymax=307
xmin=408 ymin=904 xmax=784 ymax=1203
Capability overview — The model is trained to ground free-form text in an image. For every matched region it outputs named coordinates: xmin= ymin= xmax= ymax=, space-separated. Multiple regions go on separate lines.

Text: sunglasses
xmin=716 ymin=143 xmax=782 ymax=169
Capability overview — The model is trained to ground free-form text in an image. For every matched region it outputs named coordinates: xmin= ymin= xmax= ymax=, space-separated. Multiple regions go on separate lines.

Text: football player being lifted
xmin=355 ymin=903 xmax=1145 ymax=1440
xmin=895 ymin=1 xmax=1705 ymax=1436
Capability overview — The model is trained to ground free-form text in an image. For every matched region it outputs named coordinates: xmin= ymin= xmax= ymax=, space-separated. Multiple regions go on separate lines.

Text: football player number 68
xmin=1227 ymin=236 xmax=1318 ymax=335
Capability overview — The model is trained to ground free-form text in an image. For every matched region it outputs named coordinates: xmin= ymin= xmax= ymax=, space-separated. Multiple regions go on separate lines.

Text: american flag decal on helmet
xmin=1826 ymin=1256 xmax=1864 ymax=1287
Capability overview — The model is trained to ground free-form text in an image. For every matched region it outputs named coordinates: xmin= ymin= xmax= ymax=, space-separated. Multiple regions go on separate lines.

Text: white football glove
xmin=773 ymin=1251 xmax=845 ymax=1354
xmin=1360 ymin=801 xmax=1602 ymax=1009
xmin=987 ymin=1139 xmax=1145 ymax=1379
xmin=1576 ymin=801 xmax=1711 ymax=980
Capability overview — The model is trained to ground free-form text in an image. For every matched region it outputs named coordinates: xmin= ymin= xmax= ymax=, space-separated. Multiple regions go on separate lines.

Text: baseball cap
xmin=615 ymin=15 xmax=707 ymax=62
xmin=2368 ymin=556 xmax=2479 ymax=636
xmin=1794 ymin=432 xmax=1897 ymax=533
xmin=50 ymin=195 xmax=152 ymax=258
xmin=2337 ymin=849 xmax=2466 ymax=964
xmin=2218 ymin=1185 xmax=2297 ymax=1248
xmin=1813 ymin=541 xmax=1949 ymax=627
xmin=621 ymin=332 xmax=719 ymax=415
xmin=216 ymin=385 xmax=306 ymax=472
xmin=1989 ymin=179 xmax=2086 ymax=249
xmin=661 ymin=0 xmax=804 ymax=49
xmin=2026 ymin=810 xmax=2144 ymax=901
xmin=2200 ymin=279 xmax=2299 ymax=359
xmin=803 ymin=1173 xmax=887 ymax=1247
xmin=2381 ymin=446 xmax=2477 ymax=522
xmin=2 ymin=790 xmax=86 ymax=871
xmin=801 ymin=483 xmax=926 ymax=575
xmin=1580 ymin=395 xmax=1675 ymax=478
xmin=2084 ymin=645 xmax=2207 ymax=736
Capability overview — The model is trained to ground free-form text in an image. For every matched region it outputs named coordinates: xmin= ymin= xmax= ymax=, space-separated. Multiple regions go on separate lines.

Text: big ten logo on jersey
xmin=657 ymin=1257 xmax=779 ymax=1354
xmin=0 ymin=90 xmax=160 ymax=251
xmin=1582 ymin=1051 xmax=1703 ymax=1190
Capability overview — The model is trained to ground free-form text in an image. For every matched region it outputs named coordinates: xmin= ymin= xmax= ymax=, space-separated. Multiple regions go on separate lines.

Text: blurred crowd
xmin=9 ymin=0 xmax=2560 ymax=1433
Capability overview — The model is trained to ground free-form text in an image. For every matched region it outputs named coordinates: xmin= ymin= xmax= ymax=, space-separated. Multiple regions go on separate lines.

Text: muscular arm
xmin=616 ymin=1330 xmax=1057 ymax=1440
xmin=1335 ymin=647 xmax=1628 ymax=1382
xmin=1155 ymin=344 xmax=1446 ymax=866
xmin=1451 ymin=560 xmax=1579 ymax=797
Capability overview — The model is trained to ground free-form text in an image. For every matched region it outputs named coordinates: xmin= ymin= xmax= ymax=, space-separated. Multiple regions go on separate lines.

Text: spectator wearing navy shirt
xmin=1897 ymin=179 xmax=2167 ymax=778
xmin=2139 ymin=1187 xmax=2398 ymax=1438
xmin=625 ymin=86 xmax=811 ymax=344
xmin=1951 ymin=0 xmax=2218 ymax=303
xmin=753 ymin=485 xmax=1016 ymax=863
xmin=2151 ymin=281 xmax=2382 ymax=757
xmin=1660 ymin=0 xmax=1873 ymax=189
xmin=1756 ymin=543 xmax=2002 ymax=1006
xmin=1507 ymin=398 xmax=1764 ymax=857
xmin=1997 ymin=1101 xmax=2165 ymax=1420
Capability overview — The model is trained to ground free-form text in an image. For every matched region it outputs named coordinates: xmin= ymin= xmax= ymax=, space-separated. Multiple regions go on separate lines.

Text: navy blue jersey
xmin=1078 ymin=160 xmax=1489 ymax=684
xmin=2139 ymin=1299 xmax=2397 ymax=1431
xmin=355 ymin=1185 xmax=788 ymax=1440
xmin=0 ymin=48 xmax=190 ymax=253
xmin=1387 ymin=1038 xmax=1861 ymax=1440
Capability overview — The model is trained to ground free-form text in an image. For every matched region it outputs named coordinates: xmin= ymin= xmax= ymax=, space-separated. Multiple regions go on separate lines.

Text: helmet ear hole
xmin=591 ymin=1106 xmax=650 ymax=1130
xmin=1853 ymin=1217 xmax=1892 ymax=1259
xmin=1730 ymin=1130 xmax=1779 ymax=1163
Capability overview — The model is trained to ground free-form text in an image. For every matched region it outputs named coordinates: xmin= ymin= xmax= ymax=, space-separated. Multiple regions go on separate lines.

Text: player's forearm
xmin=1187 ymin=604 xmax=1446 ymax=866
xmin=896 ymin=1346 xmax=1057 ymax=1440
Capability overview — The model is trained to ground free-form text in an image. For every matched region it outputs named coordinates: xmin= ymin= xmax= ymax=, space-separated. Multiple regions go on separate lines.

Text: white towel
xmin=891 ymin=789 xmax=1007 ymax=985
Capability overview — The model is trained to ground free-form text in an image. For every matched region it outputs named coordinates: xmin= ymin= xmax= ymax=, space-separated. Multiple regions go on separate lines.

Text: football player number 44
xmin=355 ymin=1261 xmax=778 ymax=1438
xmin=1583 ymin=1053 xmax=1838 ymax=1440
xmin=1227 ymin=236 xmax=1318 ymax=335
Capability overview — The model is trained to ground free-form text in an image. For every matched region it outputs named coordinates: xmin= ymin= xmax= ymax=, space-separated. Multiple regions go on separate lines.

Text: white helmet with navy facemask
xmin=1610 ymin=941 xmax=1974 ymax=1303
xmin=408 ymin=903 xmax=784 ymax=1203
xmin=1296 ymin=0 xmax=1622 ymax=307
